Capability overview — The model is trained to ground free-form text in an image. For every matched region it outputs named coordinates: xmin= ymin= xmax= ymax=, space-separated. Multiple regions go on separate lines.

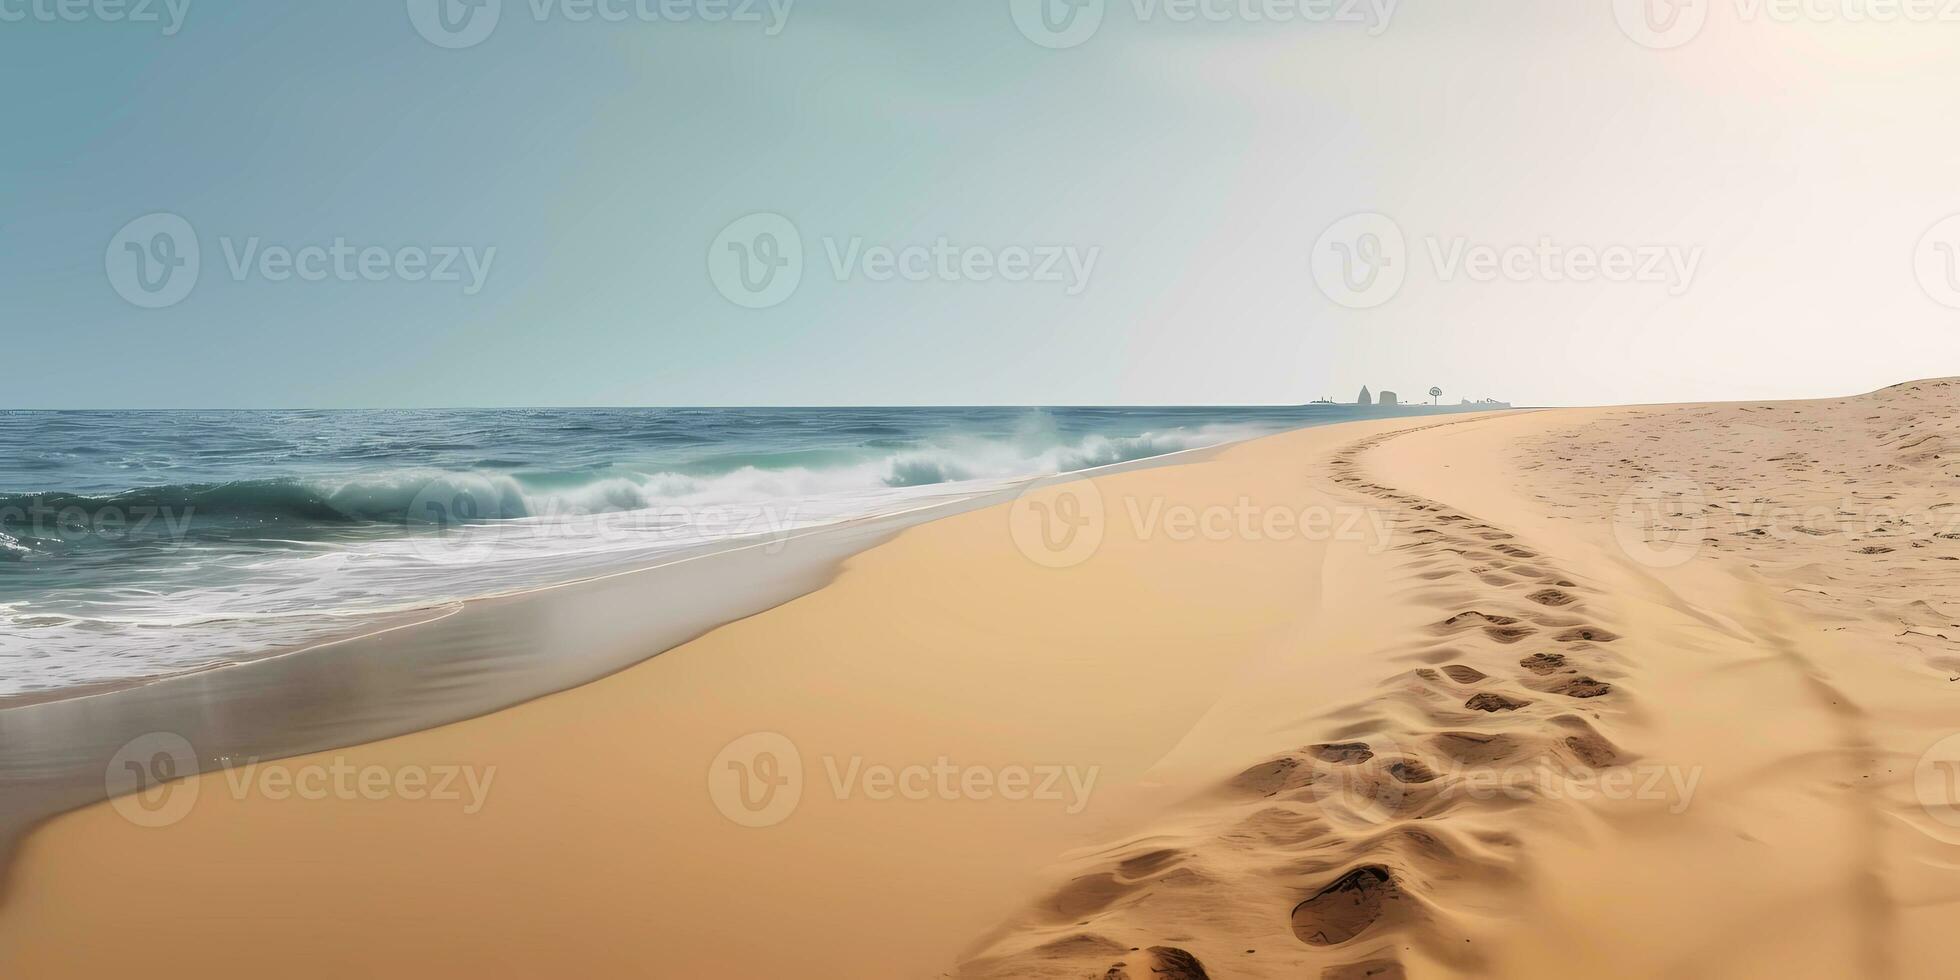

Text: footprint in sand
xmin=1563 ymin=732 xmax=1620 ymax=767
xmin=1549 ymin=676 xmax=1612 ymax=699
xmin=1103 ymin=946 xmax=1211 ymax=980
xmin=1229 ymin=756 xmax=1309 ymax=797
xmin=1464 ymin=692 xmax=1531 ymax=712
xmin=1385 ymin=759 xmax=1438 ymax=783
xmin=1117 ymin=849 xmax=1185 ymax=878
xmin=1292 ymin=865 xmax=1399 ymax=946
xmin=1526 ymin=588 xmax=1577 ymax=607
xmin=1321 ymin=959 xmax=1407 ymax=979
xmin=1553 ymin=627 xmax=1618 ymax=643
xmin=1437 ymin=611 xmax=1520 ymax=628
xmin=1431 ymin=731 xmax=1523 ymax=766
xmin=1311 ymin=742 xmax=1376 ymax=765
xmin=1519 ymin=652 xmax=1567 ymax=674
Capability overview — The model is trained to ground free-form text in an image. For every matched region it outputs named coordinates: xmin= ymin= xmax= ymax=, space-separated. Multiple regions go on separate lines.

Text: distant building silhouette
xmin=1357 ymin=386 xmax=1372 ymax=405
xmin=1379 ymin=390 xmax=1399 ymax=406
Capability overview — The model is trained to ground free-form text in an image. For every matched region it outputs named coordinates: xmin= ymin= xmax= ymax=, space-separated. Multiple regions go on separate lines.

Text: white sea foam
xmin=0 ymin=422 xmax=1273 ymax=697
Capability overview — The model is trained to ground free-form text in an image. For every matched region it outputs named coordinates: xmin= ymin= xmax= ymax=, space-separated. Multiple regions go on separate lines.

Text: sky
xmin=2 ymin=0 xmax=1958 ymax=408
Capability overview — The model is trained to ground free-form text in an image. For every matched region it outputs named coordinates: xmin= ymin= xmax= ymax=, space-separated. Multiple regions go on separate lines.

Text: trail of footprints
xmin=960 ymin=428 xmax=1638 ymax=980
xmin=1273 ymin=432 xmax=1630 ymax=975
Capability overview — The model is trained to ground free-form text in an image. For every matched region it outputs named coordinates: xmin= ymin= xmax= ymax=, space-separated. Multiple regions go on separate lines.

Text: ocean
xmin=0 ymin=404 xmax=1457 ymax=697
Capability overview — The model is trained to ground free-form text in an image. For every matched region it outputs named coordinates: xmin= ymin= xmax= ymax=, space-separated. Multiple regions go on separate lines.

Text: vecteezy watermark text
xmin=1 ymin=499 xmax=195 ymax=546
xmin=1311 ymin=212 xmax=1704 ymax=309
xmin=407 ymin=0 xmax=794 ymax=49
xmin=1009 ymin=0 xmax=1396 ymax=49
xmin=399 ymin=472 xmax=806 ymax=565
xmin=708 ymin=212 xmax=1099 ymax=309
xmin=218 ymin=756 xmax=497 ymax=814
xmin=1007 ymin=479 xmax=1395 ymax=568
xmin=219 ymin=238 xmax=495 ymax=294
xmin=708 ymin=732 xmax=1099 ymax=828
xmin=1614 ymin=0 xmax=1960 ymax=50
xmin=1305 ymin=735 xmax=1707 ymax=824
xmin=106 ymin=212 xmax=495 ymax=308
xmin=0 ymin=0 xmax=189 ymax=34
xmin=1438 ymin=761 xmax=1703 ymax=813
xmin=106 ymin=732 xmax=497 ymax=828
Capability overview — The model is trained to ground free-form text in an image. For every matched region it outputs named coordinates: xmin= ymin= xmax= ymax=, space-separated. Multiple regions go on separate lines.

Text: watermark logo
xmin=1302 ymin=735 xmax=1704 ymax=823
xmin=710 ymin=212 xmax=805 ymax=309
xmin=105 ymin=733 xmax=499 ymax=827
xmin=1612 ymin=473 xmax=1708 ymax=568
xmin=1745 ymin=0 xmax=1960 ymax=25
xmin=1010 ymin=0 xmax=1394 ymax=47
xmin=105 ymin=732 xmax=200 ymax=828
xmin=1617 ymin=0 xmax=1960 ymax=49
xmin=1613 ymin=0 xmax=1709 ymax=48
xmin=708 ymin=732 xmax=1100 ymax=827
xmin=106 ymin=212 xmax=200 ymax=309
xmin=708 ymin=731 xmax=805 ymax=828
xmin=218 ymin=756 xmax=497 ymax=813
xmin=1009 ymin=479 xmax=1106 ymax=568
xmin=1441 ymin=761 xmax=1703 ymax=813
xmin=709 ymin=212 xmax=1100 ymax=308
xmin=1917 ymin=733 xmax=1960 ymax=829
xmin=396 ymin=480 xmax=806 ymax=564
xmin=409 ymin=0 xmax=793 ymax=48
xmin=1 ymin=498 xmax=197 ymax=548
xmin=1010 ymin=0 xmax=1106 ymax=48
xmin=1312 ymin=212 xmax=1704 ymax=308
xmin=404 ymin=473 xmax=516 ymax=565
xmin=407 ymin=0 xmax=502 ymax=48
xmin=106 ymin=215 xmax=495 ymax=307
xmin=1427 ymin=237 xmax=1702 ymax=295
xmin=1913 ymin=213 xmax=1960 ymax=309
xmin=0 ymin=0 xmax=191 ymax=34
xmin=1008 ymin=489 xmax=1394 ymax=569
xmin=1304 ymin=733 xmax=1411 ymax=824
xmin=1312 ymin=212 xmax=1406 ymax=310
xmin=1126 ymin=497 xmax=1392 ymax=548
xmin=216 ymin=237 xmax=495 ymax=294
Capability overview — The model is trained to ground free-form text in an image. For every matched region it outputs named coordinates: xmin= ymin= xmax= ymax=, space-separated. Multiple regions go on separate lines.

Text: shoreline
xmin=0 ymin=404 xmax=1489 ymax=702
xmin=0 ymin=410 xmax=1469 ymax=976
xmin=0 ymin=420 xmax=1343 ymax=877
xmin=6 ymin=388 xmax=1951 ymax=978
xmin=0 ymin=414 xmax=1392 ymax=709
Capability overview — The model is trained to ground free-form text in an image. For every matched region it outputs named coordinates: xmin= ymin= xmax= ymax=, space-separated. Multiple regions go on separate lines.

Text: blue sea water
xmin=0 ymin=405 xmax=1452 ymax=697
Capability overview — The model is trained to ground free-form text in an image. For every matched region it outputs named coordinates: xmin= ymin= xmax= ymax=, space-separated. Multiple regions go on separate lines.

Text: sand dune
xmin=4 ymin=385 xmax=1959 ymax=978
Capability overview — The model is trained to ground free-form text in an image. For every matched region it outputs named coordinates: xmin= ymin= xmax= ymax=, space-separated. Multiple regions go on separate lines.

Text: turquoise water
xmin=0 ymin=405 xmax=1459 ymax=696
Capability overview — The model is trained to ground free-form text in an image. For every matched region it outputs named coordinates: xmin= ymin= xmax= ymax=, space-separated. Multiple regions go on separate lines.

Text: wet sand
xmin=0 ymin=446 xmax=1240 ymax=873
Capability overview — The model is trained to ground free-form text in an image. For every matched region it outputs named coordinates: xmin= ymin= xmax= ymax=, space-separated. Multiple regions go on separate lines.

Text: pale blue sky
xmin=3 ymin=1 xmax=1957 ymax=408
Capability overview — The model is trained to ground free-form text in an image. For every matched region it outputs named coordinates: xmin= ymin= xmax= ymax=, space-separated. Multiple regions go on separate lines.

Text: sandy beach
xmin=4 ymin=383 xmax=1959 ymax=978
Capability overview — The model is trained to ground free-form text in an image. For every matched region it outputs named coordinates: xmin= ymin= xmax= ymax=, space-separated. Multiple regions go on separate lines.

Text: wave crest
xmin=0 ymin=423 xmax=1268 ymax=531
